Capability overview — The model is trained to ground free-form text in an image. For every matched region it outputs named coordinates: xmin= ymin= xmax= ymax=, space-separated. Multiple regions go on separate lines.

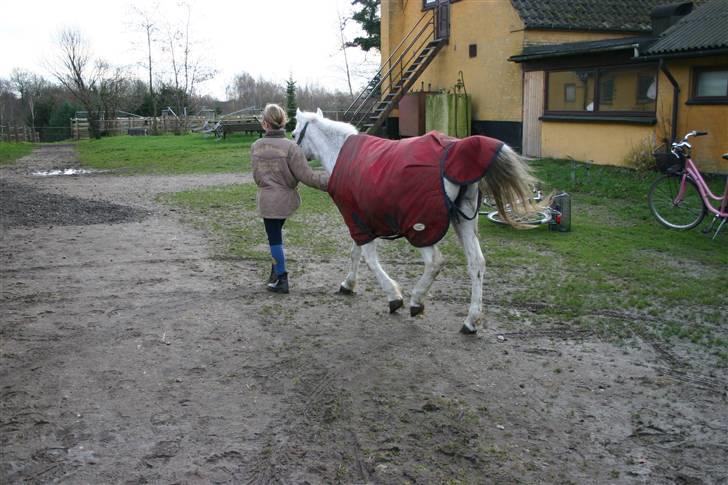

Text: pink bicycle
xmin=648 ymin=130 xmax=728 ymax=239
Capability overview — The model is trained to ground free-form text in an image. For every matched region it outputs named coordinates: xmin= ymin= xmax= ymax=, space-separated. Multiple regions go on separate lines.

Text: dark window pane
xmin=696 ymin=69 xmax=728 ymax=97
xmin=598 ymin=67 xmax=656 ymax=112
xmin=547 ymin=70 xmax=595 ymax=111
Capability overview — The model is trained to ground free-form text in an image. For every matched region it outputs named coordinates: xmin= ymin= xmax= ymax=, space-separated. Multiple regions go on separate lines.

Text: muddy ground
xmin=1 ymin=144 xmax=726 ymax=484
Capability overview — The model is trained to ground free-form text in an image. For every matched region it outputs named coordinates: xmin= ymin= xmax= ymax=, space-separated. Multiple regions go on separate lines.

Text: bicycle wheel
xmin=486 ymin=210 xmax=552 ymax=226
xmin=648 ymin=173 xmax=706 ymax=230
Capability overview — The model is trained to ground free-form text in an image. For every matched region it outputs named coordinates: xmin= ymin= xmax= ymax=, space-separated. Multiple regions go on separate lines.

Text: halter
xmin=295 ymin=122 xmax=309 ymax=146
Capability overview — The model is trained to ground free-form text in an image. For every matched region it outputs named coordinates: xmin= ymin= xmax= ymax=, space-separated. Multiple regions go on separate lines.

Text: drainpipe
xmin=659 ymin=59 xmax=680 ymax=143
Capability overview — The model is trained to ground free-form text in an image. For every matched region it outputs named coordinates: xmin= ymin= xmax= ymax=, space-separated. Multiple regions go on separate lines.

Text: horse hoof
xmin=459 ymin=324 xmax=477 ymax=335
xmin=338 ymin=285 xmax=354 ymax=295
xmin=410 ymin=304 xmax=425 ymax=317
xmin=389 ymin=299 xmax=404 ymax=313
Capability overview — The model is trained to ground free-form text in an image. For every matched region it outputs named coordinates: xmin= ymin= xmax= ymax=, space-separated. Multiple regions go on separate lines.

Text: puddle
xmin=31 ymin=168 xmax=106 ymax=176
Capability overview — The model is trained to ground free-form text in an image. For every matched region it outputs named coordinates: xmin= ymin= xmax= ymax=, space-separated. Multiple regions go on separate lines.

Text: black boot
xmin=267 ymin=264 xmax=276 ymax=284
xmin=267 ymin=272 xmax=289 ymax=294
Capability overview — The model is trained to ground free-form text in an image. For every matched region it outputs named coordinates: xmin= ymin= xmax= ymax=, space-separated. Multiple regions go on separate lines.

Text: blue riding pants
xmin=264 ymin=218 xmax=286 ymax=275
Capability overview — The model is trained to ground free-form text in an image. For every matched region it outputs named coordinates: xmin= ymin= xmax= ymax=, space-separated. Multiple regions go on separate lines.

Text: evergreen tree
xmin=47 ymin=101 xmax=80 ymax=141
xmin=347 ymin=0 xmax=380 ymax=52
xmin=285 ymin=75 xmax=297 ymax=132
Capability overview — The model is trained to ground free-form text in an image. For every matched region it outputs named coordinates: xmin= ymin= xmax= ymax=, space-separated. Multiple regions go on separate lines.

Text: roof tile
xmin=645 ymin=0 xmax=728 ymax=54
xmin=511 ymin=0 xmax=690 ymax=32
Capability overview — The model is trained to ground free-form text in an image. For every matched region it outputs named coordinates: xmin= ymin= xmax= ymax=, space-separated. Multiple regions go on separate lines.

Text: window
xmin=546 ymin=70 xmax=595 ymax=112
xmin=423 ymin=0 xmax=459 ymax=9
xmin=692 ymin=67 xmax=728 ymax=103
xmin=546 ymin=65 xmax=657 ymax=115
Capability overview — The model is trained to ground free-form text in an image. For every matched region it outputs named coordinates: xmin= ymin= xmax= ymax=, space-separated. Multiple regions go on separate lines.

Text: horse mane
xmin=311 ymin=113 xmax=358 ymax=139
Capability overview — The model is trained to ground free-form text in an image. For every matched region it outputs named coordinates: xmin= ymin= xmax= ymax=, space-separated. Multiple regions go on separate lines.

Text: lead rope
xmin=296 ymin=122 xmax=309 ymax=146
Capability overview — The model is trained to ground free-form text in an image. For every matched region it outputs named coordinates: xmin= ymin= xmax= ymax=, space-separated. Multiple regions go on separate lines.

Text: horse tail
xmin=478 ymin=144 xmax=545 ymax=229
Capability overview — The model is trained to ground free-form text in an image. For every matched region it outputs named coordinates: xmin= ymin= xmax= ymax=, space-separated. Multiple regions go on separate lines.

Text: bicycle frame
xmin=678 ymin=158 xmax=728 ymax=218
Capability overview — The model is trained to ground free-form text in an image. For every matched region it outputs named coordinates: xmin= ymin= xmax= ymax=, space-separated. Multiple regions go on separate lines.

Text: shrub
xmin=624 ymin=134 xmax=658 ymax=173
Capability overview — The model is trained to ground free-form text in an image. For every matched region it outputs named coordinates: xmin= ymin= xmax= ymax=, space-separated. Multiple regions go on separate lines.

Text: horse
xmin=292 ymin=108 xmax=541 ymax=334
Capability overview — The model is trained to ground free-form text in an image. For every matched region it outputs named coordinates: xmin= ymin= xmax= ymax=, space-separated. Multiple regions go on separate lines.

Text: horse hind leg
xmin=339 ymin=241 xmax=362 ymax=295
xmin=360 ymin=241 xmax=404 ymax=313
xmin=409 ymin=245 xmax=445 ymax=317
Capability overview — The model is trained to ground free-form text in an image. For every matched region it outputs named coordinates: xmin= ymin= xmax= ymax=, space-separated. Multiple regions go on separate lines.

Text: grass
xmin=162 ymin=156 xmax=727 ymax=364
xmin=0 ymin=142 xmax=34 ymax=165
xmin=76 ymin=132 xmax=258 ymax=174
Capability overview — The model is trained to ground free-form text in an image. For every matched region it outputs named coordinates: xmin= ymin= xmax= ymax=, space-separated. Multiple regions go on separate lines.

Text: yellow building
xmin=378 ymin=0 xmax=728 ymax=173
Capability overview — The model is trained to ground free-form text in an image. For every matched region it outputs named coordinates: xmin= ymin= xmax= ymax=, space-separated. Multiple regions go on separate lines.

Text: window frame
xmin=689 ymin=66 xmax=728 ymax=105
xmin=544 ymin=63 xmax=658 ymax=120
xmin=422 ymin=0 xmax=459 ymax=10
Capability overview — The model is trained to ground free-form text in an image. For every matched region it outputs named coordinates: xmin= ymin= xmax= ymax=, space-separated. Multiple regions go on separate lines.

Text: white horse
xmin=292 ymin=109 xmax=539 ymax=334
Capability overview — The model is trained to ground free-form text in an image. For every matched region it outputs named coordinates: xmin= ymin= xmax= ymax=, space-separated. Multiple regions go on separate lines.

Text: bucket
xmin=549 ymin=192 xmax=571 ymax=232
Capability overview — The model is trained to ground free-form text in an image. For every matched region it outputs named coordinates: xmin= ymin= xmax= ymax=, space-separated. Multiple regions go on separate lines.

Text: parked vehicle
xmin=648 ymin=131 xmax=728 ymax=239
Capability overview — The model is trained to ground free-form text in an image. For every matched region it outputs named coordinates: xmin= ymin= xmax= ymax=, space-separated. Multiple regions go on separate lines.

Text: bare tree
xmin=161 ymin=2 xmax=215 ymax=123
xmin=131 ymin=3 xmax=159 ymax=130
xmin=225 ymin=72 xmax=284 ymax=112
xmin=50 ymin=29 xmax=104 ymax=138
xmin=336 ymin=8 xmax=355 ymax=99
xmin=0 ymin=78 xmax=24 ymax=128
xmin=10 ymin=69 xmax=48 ymax=134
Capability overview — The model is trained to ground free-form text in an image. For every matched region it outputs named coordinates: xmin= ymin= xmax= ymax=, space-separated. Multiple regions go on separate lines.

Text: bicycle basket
xmin=653 ymin=149 xmax=680 ymax=173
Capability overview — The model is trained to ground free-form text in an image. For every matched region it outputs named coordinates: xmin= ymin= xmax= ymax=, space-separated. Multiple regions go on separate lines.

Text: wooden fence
xmin=70 ymin=116 xmax=215 ymax=140
xmin=0 ymin=125 xmax=37 ymax=142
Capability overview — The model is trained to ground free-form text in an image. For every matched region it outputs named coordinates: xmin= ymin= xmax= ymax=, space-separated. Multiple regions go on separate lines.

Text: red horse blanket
xmin=328 ymin=131 xmax=503 ymax=247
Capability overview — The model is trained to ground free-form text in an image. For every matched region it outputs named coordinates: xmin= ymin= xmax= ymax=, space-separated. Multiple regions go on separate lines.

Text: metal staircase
xmin=344 ymin=8 xmax=447 ymax=134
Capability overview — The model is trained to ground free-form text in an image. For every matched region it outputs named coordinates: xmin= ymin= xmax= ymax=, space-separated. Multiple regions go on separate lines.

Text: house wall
xmin=524 ymin=30 xmax=628 ymax=46
xmin=541 ymin=122 xmax=654 ymax=165
xmin=658 ymin=55 xmax=728 ymax=173
xmin=381 ymin=1 xmax=727 ymax=173
xmin=381 ymin=0 xmax=526 ymax=147
xmin=381 ymin=1 xmax=639 ymax=150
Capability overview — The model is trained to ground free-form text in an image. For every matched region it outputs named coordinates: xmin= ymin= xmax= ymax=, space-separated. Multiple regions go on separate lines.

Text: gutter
xmin=638 ymin=47 xmax=728 ymax=61
xmin=659 ymin=59 xmax=680 ymax=143
xmin=509 ymin=43 xmax=641 ymax=63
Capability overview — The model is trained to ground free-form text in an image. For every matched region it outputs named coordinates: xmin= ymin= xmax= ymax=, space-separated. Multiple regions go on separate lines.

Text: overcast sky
xmin=0 ymin=0 xmax=380 ymax=99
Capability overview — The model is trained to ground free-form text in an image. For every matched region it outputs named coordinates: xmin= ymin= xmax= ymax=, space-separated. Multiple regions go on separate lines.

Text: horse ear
xmin=316 ymin=108 xmax=324 ymax=117
xmin=296 ymin=108 xmax=302 ymax=115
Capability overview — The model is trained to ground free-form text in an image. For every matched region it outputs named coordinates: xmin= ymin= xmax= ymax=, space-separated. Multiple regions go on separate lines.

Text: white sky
xmin=0 ymin=0 xmax=379 ymax=100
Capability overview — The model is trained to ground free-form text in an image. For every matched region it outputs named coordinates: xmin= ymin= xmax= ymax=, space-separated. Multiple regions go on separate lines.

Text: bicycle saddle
xmin=722 ymin=153 xmax=728 ymax=160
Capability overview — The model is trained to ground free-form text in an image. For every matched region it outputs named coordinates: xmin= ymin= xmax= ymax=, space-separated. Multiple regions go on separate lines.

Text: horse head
xmin=292 ymin=108 xmax=325 ymax=161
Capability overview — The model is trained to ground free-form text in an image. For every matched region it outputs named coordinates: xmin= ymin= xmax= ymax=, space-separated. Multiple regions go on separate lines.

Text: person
xmin=251 ymin=103 xmax=328 ymax=293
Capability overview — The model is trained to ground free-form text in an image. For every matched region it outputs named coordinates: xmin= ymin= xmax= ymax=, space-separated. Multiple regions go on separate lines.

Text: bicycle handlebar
xmin=671 ymin=130 xmax=709 ymax=158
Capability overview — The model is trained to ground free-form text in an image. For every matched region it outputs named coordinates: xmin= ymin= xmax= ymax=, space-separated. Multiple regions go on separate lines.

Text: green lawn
xmin=0 ymin=142 xmax=34 ymax=165
xmin=76 ymin=133 xmax=258 ymax=174
xmin=162 ymin=158 xmax=727 ymax=364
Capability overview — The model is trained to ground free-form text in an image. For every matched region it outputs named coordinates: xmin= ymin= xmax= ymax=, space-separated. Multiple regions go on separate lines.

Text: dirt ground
xmin=1 ymin=144 xmax=726 ymax=484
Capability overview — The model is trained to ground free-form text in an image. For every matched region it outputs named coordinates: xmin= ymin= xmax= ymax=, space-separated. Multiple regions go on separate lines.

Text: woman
xmin=251 ymin=103 xmax=329 ymax=293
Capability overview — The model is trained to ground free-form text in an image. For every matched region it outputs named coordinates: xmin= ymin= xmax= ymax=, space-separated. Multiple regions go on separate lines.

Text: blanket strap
xmin=441 ymin=142 xmax=481 ymax=222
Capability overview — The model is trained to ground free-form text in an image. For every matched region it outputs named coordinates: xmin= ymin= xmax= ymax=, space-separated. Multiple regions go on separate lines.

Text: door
xmin=522 ymin=70 xmax=544 ymax=158
xmin=436 ymin=0 xmax=450 ymax=40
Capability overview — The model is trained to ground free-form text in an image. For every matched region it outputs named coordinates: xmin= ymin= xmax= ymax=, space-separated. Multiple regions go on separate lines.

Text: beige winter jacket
xmin=251 ymin=130 xmax=329 ymax=219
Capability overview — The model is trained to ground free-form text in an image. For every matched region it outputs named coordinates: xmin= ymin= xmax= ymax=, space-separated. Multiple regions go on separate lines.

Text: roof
xmin=643 ymin=0 xmax=728 ymax=56
xmin=510 ymin=0 xmax=688 ymax=32
xmin=509 ymin=36 xmax=652 ymax=62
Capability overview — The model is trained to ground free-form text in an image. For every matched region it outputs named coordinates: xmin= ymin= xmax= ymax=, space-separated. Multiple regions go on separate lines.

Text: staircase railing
xmin=344 ymin=10 xmax=439 ymax=132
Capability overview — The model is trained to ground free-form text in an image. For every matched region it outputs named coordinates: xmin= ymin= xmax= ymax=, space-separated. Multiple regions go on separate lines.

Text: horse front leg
xmin=360 ymin=241 xmax=404 ymax=313
xmin=452 ymin=217 xmax=486 ymax=334
xmin=409 ymin=245 xmax=445 ymax=317
xmin=339 ymin=241 xmax=362 ymax=294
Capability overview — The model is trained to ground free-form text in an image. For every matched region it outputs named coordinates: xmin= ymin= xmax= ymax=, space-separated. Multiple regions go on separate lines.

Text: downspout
xmin=659 ymin=59 xmax=680 ymax=143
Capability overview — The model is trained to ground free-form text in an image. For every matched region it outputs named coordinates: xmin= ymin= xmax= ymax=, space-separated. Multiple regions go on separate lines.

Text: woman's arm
xmin=287 ymin=144 xmax=328 ymax=191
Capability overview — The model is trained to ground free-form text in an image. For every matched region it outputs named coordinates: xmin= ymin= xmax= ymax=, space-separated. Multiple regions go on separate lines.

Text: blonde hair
xmin=262 ymin=103 xmax=287 ymax=130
